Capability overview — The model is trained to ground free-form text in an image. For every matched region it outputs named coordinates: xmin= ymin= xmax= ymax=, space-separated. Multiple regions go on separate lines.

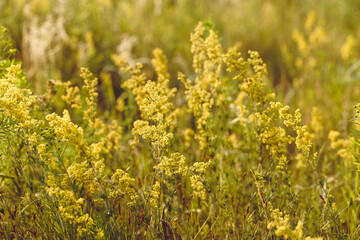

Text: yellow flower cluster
xmin=118 ymin=44 xmax=214 ymax=200
xmin=65 ymin=160 xmax=102 ymax=194
xmin=113 ymin=56 xmax=146 ymax=103
xmin=311 ymin=107 xmax=323 ymax=134
xmin=132 ymin=119 xmax=172 ymax=149
xmin=47 ymin=68 xmax=137 ymax=209
xmin=44 ymin=95 xmax=138 ymax=235
xmin=232 ymin=92 xmax=251 ymax=128
xmin=109 ymin=169 xmax=136 ymax=204
xmin=292 ymin=11 xmax=327 ymax=69
xmin=118 ymin=49 xmax=177 ymax=149
xmin=255 ymin=103 xmax=295 ymax=171
xmin=190 ymin=22 xmax=222 ymax=78
xmin=46 ymin=108 xmax=107 ymax=160
xmin=55 ymin=80 xmax=81 ymax=109
xmin=295 ymin=125 xmax=313 ymax=157
xmin=46 ymin=110 xmax=105 ymax=186
xmin=0 ymin=64 xmax=37 ymax=129
xmin=104 ymin=120 xmax=123 ymax=152
xmin=184 ymin=128 xmax=195 ymax=147
xmin=47 ymin=175 xmax=96 ymax=237
xmin=243 ymin=51 xmax=268 ymax=104
xmin=93 ymin=118 xmax=106 ymax=136
xmin=292 ymin=29 xmax=309 ymax=58
xmin=152 ymin=48 xmax=170 ymax=79
xmin=56 ymin=70 xmax=123 ymax=154
xmin=150 ymin=181 xmax=161 ymax=207
xmin=155 ymin=152 xmax=188 ymax=177
xmin=175 ymin=23 xmax=223 ymax=198
xmin=328 ymin=130 xmax=354 ymax=161
xmin=224 ymin=47 xmax=315 ymax=172
xmin=223 ymin=48 xmax=270 ymax=106
xmin=179 ymin=72 xmax=214 ymax=150
xmin=115 ymin=97 xmax=125 ymax=112
xmin=189 ymin=160 xmax=212 ymax=199
xmin=81 ymin=67 xmax=99 ymax=127
xmin=268 ymin=209 xmax=323 ymax=240
xmin=36 ymin=143 xmax=54 ymax=164
xmin=274 ymin=101 xmax=313 ymax=161
xmin=45 ymin=110 xmax=136 ymax=231
xmin=189 ymin=175 xmax=207 ymax=200
xmin=341 ymin=35 xmax=356 ymax=60
xmin=179 ymin=22 xmax=223 ymax=150
xmin=46 ymin=109 xmax=85 ymax=149
xmin=140 ymin=80 xmax=176 ymax=121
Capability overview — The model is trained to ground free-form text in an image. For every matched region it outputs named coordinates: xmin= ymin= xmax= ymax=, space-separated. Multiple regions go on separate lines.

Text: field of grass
xmin=1 ymin=0 xmax=360 ymax=239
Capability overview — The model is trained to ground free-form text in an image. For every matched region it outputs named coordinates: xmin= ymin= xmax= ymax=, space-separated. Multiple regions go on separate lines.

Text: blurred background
xmin=1 ymin=0 xmax=360 ymax=135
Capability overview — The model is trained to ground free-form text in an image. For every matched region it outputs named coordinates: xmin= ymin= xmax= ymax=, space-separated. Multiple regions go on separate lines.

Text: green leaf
xmin=0 ymin=110 xmax=17 ymax=136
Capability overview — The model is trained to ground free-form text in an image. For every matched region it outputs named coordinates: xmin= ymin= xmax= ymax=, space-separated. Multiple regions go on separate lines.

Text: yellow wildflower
xmin=305 ymin=10 xmax=316 ymax=32
xmin=295 ymin=125 xmax=313 ymax=157
xmin=55 ymin=80 xmax=81 ymax=109
xmin=109 ymin=169 xmax=136 ymax=203
xmin=0 ymin=64 xmax=37 ymax=129
xmin=268 ymin=209 xmax=322 ymax=240
xmin=81 ymin=67 xmax=99 ymax=127
xmin=341 ymin=35 xmax=356 ymax=60
xmin=115 ymin=97 xmax=125 ymax=112
xmin=104 ymin=120 xmax=123 ymax=152
xmin=46 ymin=175 xmax=95 ymax=235
xmin=36 ymin=143 xmax=54 ymax=164
xmin=292 ymin=29 xmax=309 ymax=57
xmin=46 ymin=109 xmax=85 ymax=149
xmin=328 ymin=130 xmax=354 ymax=161
xmin=311 ymin=107 xmax=323 ymax=134
xmin=152 ymin=48 xmax=170 ymax=79
xmin=155 ymin=152 xmax=188 ymax=177
xmin=309 ymin=26 xmax=327 ymax=45
xmin=189 ymin=160 xmax=212 ymax=200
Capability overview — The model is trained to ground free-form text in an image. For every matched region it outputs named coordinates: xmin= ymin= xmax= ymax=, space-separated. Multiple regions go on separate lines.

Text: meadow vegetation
xmin=1 ymin=0 xmax=360 ymax=239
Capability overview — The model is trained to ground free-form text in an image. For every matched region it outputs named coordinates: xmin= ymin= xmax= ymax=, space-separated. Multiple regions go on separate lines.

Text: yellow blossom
xmin=328 ymin=130 xmax=354 ymax=161
xmin=104 ymin=120 xmax=123 ymax=152
xmin=292 ymin=29 xmax=309 ymax=57
xmin=309 ymin=26 xmax=327 ymax=45
xmin=115 ymin=97 xmax=125 ymax=112
xmin=81 ymin=67 xmax=99 ymax=127
xmin=305 ymin=10 xmax=316 ymax=32
xmin=36 ymin=143 xmax=54 ymax=164
xmin=152 ymin=48 xmax=170 ymax=79
xmin=46 ymin=175 xmax=95 ymax=235
xmin=224 ymin=47 xmax=315 ymax=172
xmin=55 ymin=80 xmax=81 ymax=109
xmin=189 ymin=160 xmax=212 ymax=199
xmin=155 ymin=152 xmax=188 ymax=177
xmin=341 ymin=35 xmax=356 ymax=60
xmin=46 ymin=109 xmax=85 ymax=149
xmin=311 ymin=107 xmax=323 ymax=134
xmin=268 ymin=209 xmax=322 ymax=240
xmin=0 ymin=64 xmax=37 ymax=129
xmin=109 ymin=169 xmax=136 ymax=203
xmin=295 ymin=125 xmax=313 ymax=157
